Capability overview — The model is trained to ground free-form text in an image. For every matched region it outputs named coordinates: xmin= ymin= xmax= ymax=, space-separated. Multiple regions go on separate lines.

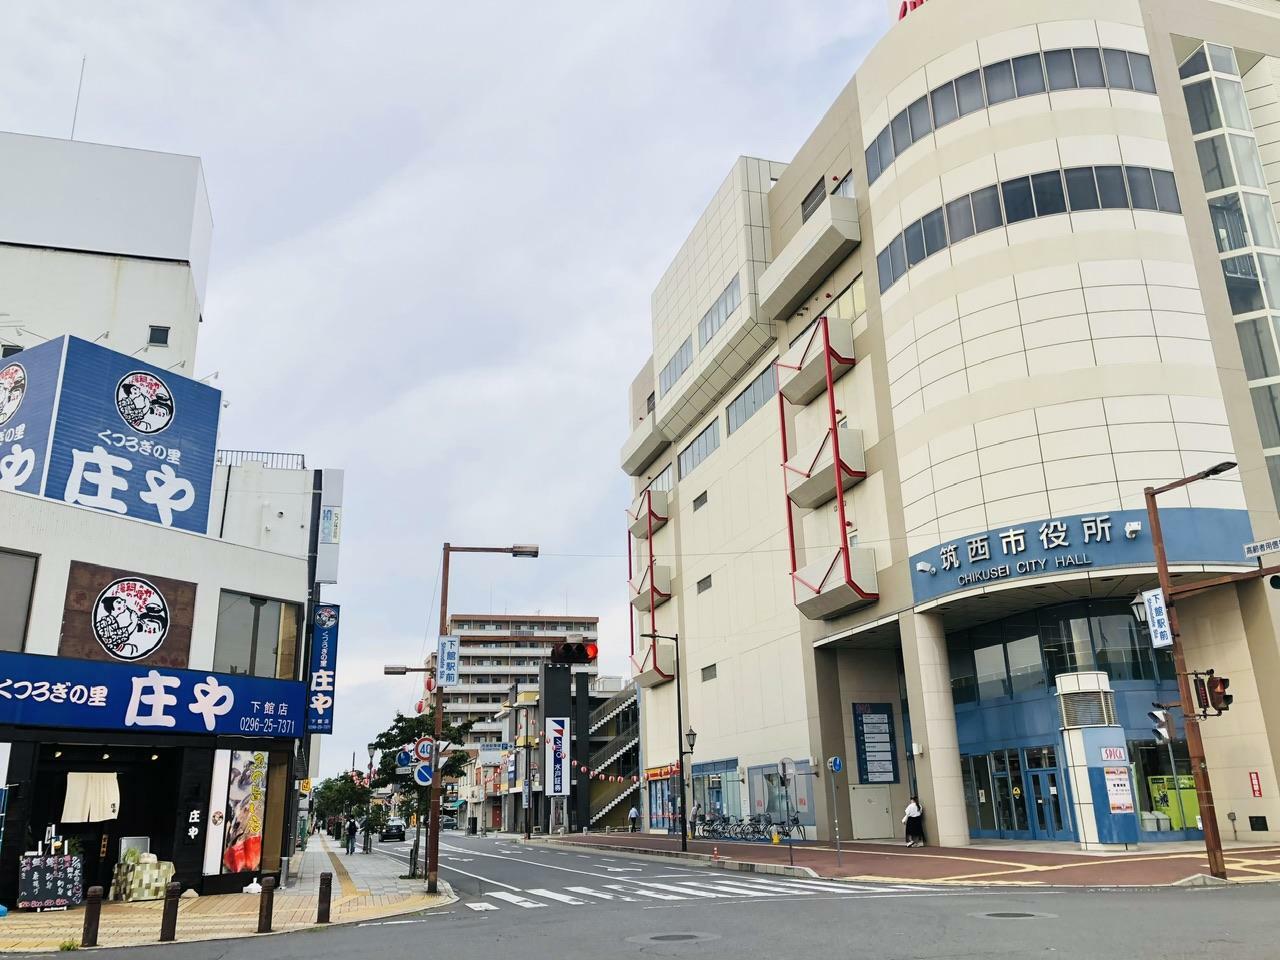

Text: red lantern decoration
xmin=415 ymin=699 xmax=426 ymax=715
xmin=632 ymin=775 xmax=639 ymax=783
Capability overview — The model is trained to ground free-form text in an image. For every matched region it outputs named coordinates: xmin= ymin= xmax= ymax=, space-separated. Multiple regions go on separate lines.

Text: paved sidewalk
xmin=0 ymin=833 xmax=450 ymax=952
xmin=546 ymin=832 xmax=1280 ymax=886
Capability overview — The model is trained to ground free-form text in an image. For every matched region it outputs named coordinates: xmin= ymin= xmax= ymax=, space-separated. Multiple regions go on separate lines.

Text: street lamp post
xmin=429 ymin=543 xmax=538 ymax=894
xmin=1138 ymin=460 xmax=1244 ymax=881
xmin=365 ymin=743 xmax=376 ymax=853
xmin=389 ymin=544 xmax=538 ymax=890
xmin=640 ymin=632 xmax=691 ymax=852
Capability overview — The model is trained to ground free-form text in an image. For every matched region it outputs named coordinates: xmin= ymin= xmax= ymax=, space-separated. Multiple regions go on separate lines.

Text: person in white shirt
xmin=902 ymin=796 xmax=925 ymax=847
xmin=628 ymin=804 xmax=640 ymax=832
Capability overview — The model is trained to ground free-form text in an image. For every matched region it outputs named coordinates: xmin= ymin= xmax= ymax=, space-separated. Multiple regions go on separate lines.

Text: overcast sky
xmin=0 ymin=1 xmax=887 ymax=777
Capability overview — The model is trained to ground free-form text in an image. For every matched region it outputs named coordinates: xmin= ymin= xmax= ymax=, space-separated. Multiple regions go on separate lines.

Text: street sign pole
xmin=826 ymin=756 xmax=843 ymax=867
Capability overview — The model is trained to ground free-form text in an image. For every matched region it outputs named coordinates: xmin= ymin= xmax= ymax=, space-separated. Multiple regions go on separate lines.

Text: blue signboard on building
xmin=0 ymin=650 xmax=305 ymax=738
xmin=853 ymin=702 xmax=898 ymax=784
xmin=306 ymin=604 xmax=340 ymax=734
xmin=909 ymin=508 xmax=1253 ymax=605
xmin=0 ymin=338 xmax=63 ymax=496
xmin=0 ymin=337 xmax=221 ymax=534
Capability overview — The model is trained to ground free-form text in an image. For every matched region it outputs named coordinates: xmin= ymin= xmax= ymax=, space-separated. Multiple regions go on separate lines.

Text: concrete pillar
xmin=898 ymin=610 xmax=969 ymax=847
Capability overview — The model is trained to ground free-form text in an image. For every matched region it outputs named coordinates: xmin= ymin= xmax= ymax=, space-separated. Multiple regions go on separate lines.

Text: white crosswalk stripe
xmin=526 ymin=888 xmax=586 ymax=905
xmin=565 ymin=886 xmax=639 ymax=901
xmin=469 ymin=877 xmax=931 ymax=912
xmin=487 ymin=891 xmax=547 ymax=909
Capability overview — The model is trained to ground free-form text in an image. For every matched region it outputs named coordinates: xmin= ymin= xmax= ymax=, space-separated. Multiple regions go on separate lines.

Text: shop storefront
xmin=691 ymin=759 xmax=741 ymax=819
xmin=747 ymin=760 xmax=815 ymax=827
xmin=0 ymin=650 xmax=305 ymax=905
xmin=644 ymin=764 xmax=677 ymax=831
xmin=948 ymin=598 xmax=1200 ymax=843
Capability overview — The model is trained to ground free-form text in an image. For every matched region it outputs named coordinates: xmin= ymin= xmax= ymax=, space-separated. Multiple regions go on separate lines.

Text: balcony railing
xmin=794 ymin=542 xmax=880 ymax=620
xmin=628 ymin=488 xmax=669 ymax=539
xmin=777 ymin=317 xmax=856 ymax=406
xmin=784 ymin=426 xmax=866 ymax=509
xmin=216 ymin=449 xmax=307 ymax=470
xmin=629 ymin=564 xmax=672 ymax=612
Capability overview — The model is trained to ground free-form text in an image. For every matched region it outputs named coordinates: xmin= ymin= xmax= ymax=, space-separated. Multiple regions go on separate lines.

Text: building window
xmin=213 ymin=591 xmax=302 ymax=679
xmin=658 ymin=337 xmax=694 ymax=397
xmin=726 ymin=364 xmax=777 ymax=434
xmin=1 ymin=345 xmax=21 ymax=358
xmin=692 ymin=490 xmax=708 ymax=511
xmin=697 ymin=276 xmax=742 ymax=348
xmin=148 ymin=326 xmax=170 ymax=347
xmin=701 ymin=664 xmax=717 ymax=682
xmin=832 ymin=171 xmax=854 ymax=198
xmin=875 ymin=164 xmax=1180 ymax=293
xmin=645 ymin=463 xmax=674 ymax=494
xmin=678 ymin=420 xmax=720 ymax=479
xmin=800 ymin=179 xmax=825 ymax=223
xmin=0 ymin=549 xmax=36 ymax=652
xmin=697 ymin=575 xmax=712 ymax=594
xmin=646 ymin=392 xmax=655 ymax=414
xmin=866 ymin=47 xmax=1156 ymax=186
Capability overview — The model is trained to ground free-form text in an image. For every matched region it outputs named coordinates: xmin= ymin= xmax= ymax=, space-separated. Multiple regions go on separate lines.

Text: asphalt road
xmin=84 ymin=833 xmax=1280 ymax=959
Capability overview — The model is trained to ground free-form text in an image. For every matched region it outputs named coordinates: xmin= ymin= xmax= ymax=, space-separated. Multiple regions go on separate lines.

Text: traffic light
xmin=548 ymin=638 xmax=599 ymax=665
xmin=1194 ymin=677 xmax=1210 ymax=712
xmin=1148 ymin=707 xmax=1171 ymax=742
xmin=1207 ymin=676 xmax=1233 ymax=713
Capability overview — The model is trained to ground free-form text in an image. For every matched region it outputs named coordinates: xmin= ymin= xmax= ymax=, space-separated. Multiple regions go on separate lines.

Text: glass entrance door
xmin=1027 ymin=769 xmax=1068 ymax=840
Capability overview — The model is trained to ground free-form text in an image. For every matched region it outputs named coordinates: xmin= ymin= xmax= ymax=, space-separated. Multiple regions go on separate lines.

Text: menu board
xmin=853 ymin=702 xmax=898 ymax=784
xmin=1104 ymin=766 xmax=1135 ymax=814
xmin=17 ymin=854 xmax=84 ymax=910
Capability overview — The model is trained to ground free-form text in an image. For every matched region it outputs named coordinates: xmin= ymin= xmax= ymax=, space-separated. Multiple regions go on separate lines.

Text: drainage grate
xmin=653 ymin=935 xmax=698 ymax=942
xmin=987 ymin=912 xmax=1037 ymax=919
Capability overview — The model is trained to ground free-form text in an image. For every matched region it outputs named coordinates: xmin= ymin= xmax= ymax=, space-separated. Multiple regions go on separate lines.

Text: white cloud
xmin=0 ymin=0 xmax=886 ymax=777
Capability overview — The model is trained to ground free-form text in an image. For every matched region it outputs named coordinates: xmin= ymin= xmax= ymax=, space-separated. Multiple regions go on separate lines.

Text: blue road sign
xmin=413 ymin=762 xmax=433 ymax=787
xmin=828 ymin=756 xmax=843 ymax=774
xmin=396 ymin=749 xmax=413 ymax=768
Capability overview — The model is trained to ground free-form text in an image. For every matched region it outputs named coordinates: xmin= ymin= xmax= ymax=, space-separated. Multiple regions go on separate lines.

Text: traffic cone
xmin=771 ymin=829 xmax=780 ymax=845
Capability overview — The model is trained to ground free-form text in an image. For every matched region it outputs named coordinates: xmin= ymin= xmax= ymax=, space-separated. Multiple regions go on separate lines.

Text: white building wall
xmin=0 ymin=489 xmax=306 ymax=673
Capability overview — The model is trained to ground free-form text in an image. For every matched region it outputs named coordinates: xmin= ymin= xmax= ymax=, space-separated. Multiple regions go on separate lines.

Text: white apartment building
xmin=0 ymin=131 xmax=343 ymax=900
xmin=624 ymin=0 xmax=1280 ymax=853
xmin=434 ymin=614 xmax=599 ymax=749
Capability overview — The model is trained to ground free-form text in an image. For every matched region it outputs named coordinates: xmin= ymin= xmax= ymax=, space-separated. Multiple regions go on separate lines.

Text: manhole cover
xmin=971 ymin=911 xmax=1057 ymax=920
xmin=626 ymin=932 xmax=722 ymax=945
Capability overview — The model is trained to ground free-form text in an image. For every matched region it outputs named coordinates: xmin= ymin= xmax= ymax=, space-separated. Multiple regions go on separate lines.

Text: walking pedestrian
xmin=902 ymin=796 xmax=925 ymax=847
xmin=345 ymin=816 xmax=357 ymax=854
xmin=628 ymin=804 xmax=640 ymax=833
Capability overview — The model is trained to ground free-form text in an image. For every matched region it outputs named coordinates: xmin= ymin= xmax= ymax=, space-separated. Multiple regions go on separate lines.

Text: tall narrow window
xmin=800 ymin=179 xmax=826 ymax=223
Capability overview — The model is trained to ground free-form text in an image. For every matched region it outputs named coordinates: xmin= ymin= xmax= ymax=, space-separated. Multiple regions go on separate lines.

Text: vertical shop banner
xmin=222 ymin=750 xmax=268 ymax=874
xmin=59 ymin=561 xmax=196 ymax=667
xmin=306 ymin=604 xmax=340 ymax=734
xmin=852 ymin=702 xmax=898 ymax=784
xmin=545 ymin=717 xmax=569 ymax=797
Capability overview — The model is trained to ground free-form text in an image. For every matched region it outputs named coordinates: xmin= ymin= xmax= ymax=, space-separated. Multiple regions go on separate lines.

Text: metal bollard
xmin=257 ymin=876 xmax=276 ymax=934
xmin=159 ymin=881 xmax=181 ymax=942
xmin=317 ymin=871 xmax=333 ymax=924
xmin=81 ymin=886 xmax=103 ymax=948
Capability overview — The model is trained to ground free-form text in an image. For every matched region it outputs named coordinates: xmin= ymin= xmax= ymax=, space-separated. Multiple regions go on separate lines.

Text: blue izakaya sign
xmin=0 ymin=340 xmax=62 ymax=496
xmin=909 ymin=507 xmax=1253 ymax=604
xmin=0 ymin=650 xmax=305 ymax=738
xmin=0 ymin=336 xmax=221 ymax=534
xmin=306 ymin=604 xmax=340 ymax=734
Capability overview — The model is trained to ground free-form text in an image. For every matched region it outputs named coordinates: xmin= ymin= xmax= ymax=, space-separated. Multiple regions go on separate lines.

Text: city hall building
xmin=623 ymin=0 xmax=1280 ymax=850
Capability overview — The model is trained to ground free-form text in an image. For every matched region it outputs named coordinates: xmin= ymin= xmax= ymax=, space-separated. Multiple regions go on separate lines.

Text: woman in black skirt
xmin=902 ymin=796 xmax=925 ymax=847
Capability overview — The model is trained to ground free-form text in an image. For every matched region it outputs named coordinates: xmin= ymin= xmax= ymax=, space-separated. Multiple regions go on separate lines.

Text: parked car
xmin=380 ymin=817 xmax=406 ymax=841
xmin=440 ymin=814 xmax=458 ymax=830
